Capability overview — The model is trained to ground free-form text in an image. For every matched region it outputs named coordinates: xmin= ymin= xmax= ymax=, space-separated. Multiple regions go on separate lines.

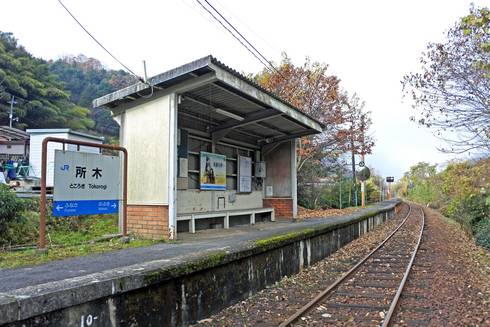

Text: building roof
xmin=93 ymin=56 xmax=324 ymax=140
xmin=25 ymin=129 xmax=104 ymax=142
xmin=0 ymin=126 xmax=29 ymax=143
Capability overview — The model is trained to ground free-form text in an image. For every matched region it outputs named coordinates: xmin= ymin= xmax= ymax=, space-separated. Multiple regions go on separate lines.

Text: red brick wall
xmin=127 ymin=205 xmax=169 ymax=240
xmin=263 ymin=198 xmax=293 ymax=220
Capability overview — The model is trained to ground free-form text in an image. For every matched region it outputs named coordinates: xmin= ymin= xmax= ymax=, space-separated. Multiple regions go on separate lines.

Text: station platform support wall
xmin=0 ymin=201 xmax=400 ymax=327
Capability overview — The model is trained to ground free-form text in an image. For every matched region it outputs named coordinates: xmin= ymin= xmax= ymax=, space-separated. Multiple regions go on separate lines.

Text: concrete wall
xmin=0 ymin=144 xmax=26 ymax=156
xmin=263 ymin=140 xmax=297 ymax=218
xmin=177 ymin=190 xmax=262 ymax=214
xmin=1 ymin=203 xmax=399 ymax=327
xmin=118 ymin=95 xmax=171 ymax=206
xmin=264 ymin=140 xmax=293 ymax=197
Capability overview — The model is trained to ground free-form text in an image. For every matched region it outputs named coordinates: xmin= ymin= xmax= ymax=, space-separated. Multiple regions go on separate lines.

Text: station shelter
xmin=0 ymin=126 xmax=29 ymax=160
xmin=93 ymin=56 xmax=324 ymax=240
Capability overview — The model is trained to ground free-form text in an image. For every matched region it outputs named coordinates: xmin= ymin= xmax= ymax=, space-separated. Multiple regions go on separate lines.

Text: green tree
xmin=48 ymin=55 xmax=136 ymax=137
xmin=0 ymin=32 xmax=94 ymax=130
xmin=402 ymin=162 xmax=438 ymax=204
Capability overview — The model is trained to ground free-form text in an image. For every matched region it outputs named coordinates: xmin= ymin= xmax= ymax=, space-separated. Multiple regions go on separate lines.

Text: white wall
xmin=29 ymin=133 xmax=101 ymax=187
xmin=0 ymin=144 xmax=25 ymax=155
xmin=177 ymin=190 xmax=262 ymax=214
xmin=119 ymin=95 xmax=171 ymax=205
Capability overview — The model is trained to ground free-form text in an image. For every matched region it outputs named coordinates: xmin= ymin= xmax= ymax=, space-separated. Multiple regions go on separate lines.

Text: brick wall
xmin=127 ymin=205 xmax=169 ymax=240
xmin=263 ymin=198 xmax=293 ymax=220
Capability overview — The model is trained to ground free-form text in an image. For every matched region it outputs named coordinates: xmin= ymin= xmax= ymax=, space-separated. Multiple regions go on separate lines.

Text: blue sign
xmin=52 ymin=200 xmax=119 ymax=217
xmin=53 ymin=150 xmax=121 ymax=217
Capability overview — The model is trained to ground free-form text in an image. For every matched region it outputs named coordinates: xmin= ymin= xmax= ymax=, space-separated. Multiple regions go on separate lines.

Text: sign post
xmin=39 ymin=137 xmax=128 ymax=249
xmin=357 ymin=165 xmax=370 ymax=208
xmin=386 ymin=176 xmax=395 ymax=200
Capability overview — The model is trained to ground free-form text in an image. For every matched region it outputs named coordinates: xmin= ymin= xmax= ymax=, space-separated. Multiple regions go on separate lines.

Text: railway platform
xmin=0 ymin=200 xmax=399 ymax=327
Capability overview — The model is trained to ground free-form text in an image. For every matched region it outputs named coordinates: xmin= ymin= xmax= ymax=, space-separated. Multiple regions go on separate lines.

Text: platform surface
xmin=0 ymin=201 xmax=397 ymax=293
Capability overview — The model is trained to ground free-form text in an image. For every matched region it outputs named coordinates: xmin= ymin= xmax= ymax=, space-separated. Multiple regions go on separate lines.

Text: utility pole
xmin=339 ymin=168 xmax=342 ymax=209
xmin=360 ymin=154 xmax=365 ymax=207
xmin=379 ymin=177 xmax=382 ymax=202
xmin=350 ymin=133 xmax=357 ymax=207
xmin=9 ymin=95 xmax=16 ymax=128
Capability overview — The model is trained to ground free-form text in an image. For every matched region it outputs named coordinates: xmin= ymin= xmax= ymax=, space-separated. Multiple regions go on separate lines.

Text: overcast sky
xmin=2 ymin=0 xmax=486 ymax=179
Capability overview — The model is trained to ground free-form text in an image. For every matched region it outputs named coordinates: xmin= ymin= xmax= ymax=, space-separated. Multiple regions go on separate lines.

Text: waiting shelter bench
xmin=177 ymin=207 xmax=275 ymax=233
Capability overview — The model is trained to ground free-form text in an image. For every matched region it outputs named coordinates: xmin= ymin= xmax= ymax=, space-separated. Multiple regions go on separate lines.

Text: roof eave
xmin=92 ymin=55 xmax=214 ymax=109
xmin=92 ymin=55 xmax=324 ymax=134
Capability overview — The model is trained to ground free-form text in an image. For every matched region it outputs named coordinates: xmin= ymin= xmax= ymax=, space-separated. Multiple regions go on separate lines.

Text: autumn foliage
xmin=402 ymin=6 xmax=490 ymax=153
xmin=256 ymin=55 xmax=344 ymax=172
xmin=256 ymin=54 xmax=375 ymax=208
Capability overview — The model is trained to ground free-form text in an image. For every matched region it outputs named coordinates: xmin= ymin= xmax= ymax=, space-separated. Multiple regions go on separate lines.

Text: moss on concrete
xmin=143 ymin=250 xmax=229 ymax=284
xmin=254 ymin=228 xmax=315 ymax=249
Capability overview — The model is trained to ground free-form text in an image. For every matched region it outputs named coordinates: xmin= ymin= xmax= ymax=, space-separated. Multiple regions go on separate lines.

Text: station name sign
xmin=53 ymin=150 xmax=121 ymax=216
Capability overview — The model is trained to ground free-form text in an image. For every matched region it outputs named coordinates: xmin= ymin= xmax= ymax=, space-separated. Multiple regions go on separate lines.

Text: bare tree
xmin=402 ymin=6 xmax=490 ymax=154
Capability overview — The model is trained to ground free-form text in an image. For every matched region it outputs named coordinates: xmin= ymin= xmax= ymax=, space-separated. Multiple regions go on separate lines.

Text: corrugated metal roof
xmin=92 ymin=55 xmax=324 ymax=131
xmin=0 ymin=126 xmax=29 ymax=142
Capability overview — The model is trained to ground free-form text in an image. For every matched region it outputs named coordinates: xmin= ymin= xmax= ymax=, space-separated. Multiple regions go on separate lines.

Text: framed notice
xmin=238 ymin=155 xmax=252 ymax=193
xmin=200 ymin=152 xmax=226 ymax=190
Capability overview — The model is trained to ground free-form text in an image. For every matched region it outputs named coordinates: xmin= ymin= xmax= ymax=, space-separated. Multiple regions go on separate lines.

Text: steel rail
xmin=381 ymin=206 xmax=425 ymax=326
xmin=279 ymin=203 xmax=413 ymax=327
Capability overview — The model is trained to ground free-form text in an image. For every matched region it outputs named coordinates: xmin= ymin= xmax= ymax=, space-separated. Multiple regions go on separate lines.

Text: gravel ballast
xmin=192 ymin=204 xmax=490 ymax=326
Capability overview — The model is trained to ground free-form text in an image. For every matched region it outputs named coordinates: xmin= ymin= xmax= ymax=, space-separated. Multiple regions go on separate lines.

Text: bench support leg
xmin=250 ymin=213 xmax=255 ymax=225
xmin=190 ymin=215 xmax=196 ymax=234
xmin=224 ymin=213 xmax=229 ymax=229
xmin=271 ymin=210 xmax=275 ymax=222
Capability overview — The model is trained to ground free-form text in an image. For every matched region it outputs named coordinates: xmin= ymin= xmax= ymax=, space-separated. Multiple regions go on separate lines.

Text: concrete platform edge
xmin=0 ymin=200 xmax=400 ymax=325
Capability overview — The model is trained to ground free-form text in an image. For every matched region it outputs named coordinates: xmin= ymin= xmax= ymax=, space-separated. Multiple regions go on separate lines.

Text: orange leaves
xmin=256 ymin=55 xmax=347 ymax=172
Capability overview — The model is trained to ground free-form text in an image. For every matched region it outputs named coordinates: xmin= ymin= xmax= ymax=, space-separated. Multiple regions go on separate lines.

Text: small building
xmin=94 ymin=56 xmax=324 ymax=240
xmin=0 ymin=126 xmax=29 ymax=160
xmin=26 ymin=129 xmax=104 ymax=187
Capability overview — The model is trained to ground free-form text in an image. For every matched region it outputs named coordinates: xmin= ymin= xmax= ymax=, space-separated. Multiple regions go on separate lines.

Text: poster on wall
xmin=238 ymin=155 xmax=252 ymax=193
xmin=200 ymin=152 xmax=227 ymax=190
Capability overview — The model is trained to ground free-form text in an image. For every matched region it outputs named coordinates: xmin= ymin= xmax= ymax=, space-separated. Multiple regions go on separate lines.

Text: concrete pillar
xmin=168 ymin=93 xmax=178 ymax=240
xmin=117 ymin=112 xmax=126 ymax=234
xmin=291 ymin=139 xmax=298 ymax=218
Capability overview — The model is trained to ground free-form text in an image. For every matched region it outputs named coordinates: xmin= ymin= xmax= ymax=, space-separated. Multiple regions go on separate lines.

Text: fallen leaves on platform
xmin=297 ymin=206 xmax=359 ymax=219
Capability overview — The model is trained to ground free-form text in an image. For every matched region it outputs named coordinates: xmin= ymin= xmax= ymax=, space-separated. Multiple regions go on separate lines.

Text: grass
xmin=47 ymin=215 xmax=120 ymax=245
xmin=0 ymin=215 xmax=163 ymax=270
xmin=0 ymin=238 xmax=159 ymax=270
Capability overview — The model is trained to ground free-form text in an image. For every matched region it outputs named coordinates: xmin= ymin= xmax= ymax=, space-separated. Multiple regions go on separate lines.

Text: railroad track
xmin=279 ymin=203 xmax=425 ymax=326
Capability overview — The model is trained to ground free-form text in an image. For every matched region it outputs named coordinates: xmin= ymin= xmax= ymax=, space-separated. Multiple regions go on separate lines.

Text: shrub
xmin=474 ymin=219 xmax=490 ymax=250
xmin=450 ymin=194 xmax=488 ymax=235
xmin=0 ymin=185 xmax=25 ymax=242
xmin=3 ymin=211 xmax=39 ymax=246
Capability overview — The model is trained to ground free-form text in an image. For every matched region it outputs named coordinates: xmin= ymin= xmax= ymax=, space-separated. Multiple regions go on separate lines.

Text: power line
xmin=211 ymin=0 xmax=282 ymax=55
xmin=57 ymin=0 xmax=144 ymax=82
xmin=202 ymin=0 xmax=281 ymax=76
xmin=194 ymin=0 xmax=276 ymax=75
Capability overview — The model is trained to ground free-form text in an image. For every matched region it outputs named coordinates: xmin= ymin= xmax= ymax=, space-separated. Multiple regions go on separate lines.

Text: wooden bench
xmin=177 ymin=207 xmax=275 ymax=233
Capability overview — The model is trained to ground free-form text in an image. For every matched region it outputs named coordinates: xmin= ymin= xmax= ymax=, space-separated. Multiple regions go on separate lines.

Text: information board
xmin=238 ymin=155 xmax=252 ymax=193
xmin=200 ymin=152 xmax=226 ymax=191
xmin=53 ymin=150 xmax=121 ymax=216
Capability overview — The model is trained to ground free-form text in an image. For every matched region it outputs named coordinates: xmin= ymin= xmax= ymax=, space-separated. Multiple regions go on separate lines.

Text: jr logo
xmin=60 ymin=164 xmax=70 ymax=171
